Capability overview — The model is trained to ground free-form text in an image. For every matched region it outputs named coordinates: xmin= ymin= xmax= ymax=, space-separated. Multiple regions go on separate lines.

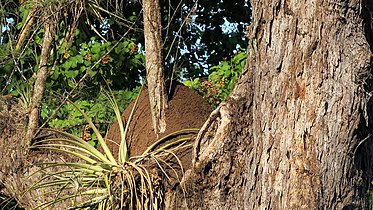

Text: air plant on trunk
xmin=27 ymin=87 xmax=199 ymax=209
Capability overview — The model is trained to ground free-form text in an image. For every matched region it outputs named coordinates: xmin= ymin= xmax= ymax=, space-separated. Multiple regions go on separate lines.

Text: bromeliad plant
xmin=27 ymin=87 xmax=199 ymax=209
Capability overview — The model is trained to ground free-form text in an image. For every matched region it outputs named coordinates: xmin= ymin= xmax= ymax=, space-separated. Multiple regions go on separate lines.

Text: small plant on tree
xmin=27 ymin=88 xmax=198 ymax=209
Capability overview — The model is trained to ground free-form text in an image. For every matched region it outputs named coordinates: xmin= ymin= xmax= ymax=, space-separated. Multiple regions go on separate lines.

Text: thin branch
xmin=25 ymin=18 xmax=57 ymax=151
xmin=164 ymin=1 xmax=198 ymax=61
xmin=16 ymin=3 xmax=37 ymax=50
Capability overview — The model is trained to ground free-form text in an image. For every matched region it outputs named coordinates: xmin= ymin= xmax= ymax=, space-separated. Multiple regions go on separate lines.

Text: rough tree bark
xmin=171 ymin=0 xmax=373 ymax=209
xmin=143 ymin=0 xmax=168 ymax=135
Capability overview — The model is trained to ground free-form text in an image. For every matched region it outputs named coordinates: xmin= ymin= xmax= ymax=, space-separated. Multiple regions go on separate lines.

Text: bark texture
xmin=25 ymin=20 xmax=56 ymax=150
xmin=143 ymin=0 xmax=168 ymax=135
xmin=0 ymin=100 xmax=83 ymax=209
xmin=172 ymin=0 xmax=373 ymax=209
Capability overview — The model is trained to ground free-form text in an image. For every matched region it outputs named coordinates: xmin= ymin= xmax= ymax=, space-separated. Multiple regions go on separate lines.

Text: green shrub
xmin=184 ymin=51 xmax=246 ymax=107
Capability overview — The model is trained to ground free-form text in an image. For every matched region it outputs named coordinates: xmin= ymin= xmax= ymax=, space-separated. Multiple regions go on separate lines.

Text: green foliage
xmin=184 ymin=51 xmax=247 ymax=107
xmin=41 ymin=35 xmax=144 ymax=136
xmin=17 ymin=3 xmax=31 ymax=30
xmin=50 ymin=37 xmax=144 ymax=93
xmin=41 ymin=88 xmax=140 ymax=140
xmin=1 ymin=0 xmax=251 ymax=95
xmin=4 ymin=20 xmax=144 ymax=137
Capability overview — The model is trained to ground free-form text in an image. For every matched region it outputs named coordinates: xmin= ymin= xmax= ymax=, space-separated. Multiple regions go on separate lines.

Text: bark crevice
xmin=177 ymin=94 xmax=253 ymax=209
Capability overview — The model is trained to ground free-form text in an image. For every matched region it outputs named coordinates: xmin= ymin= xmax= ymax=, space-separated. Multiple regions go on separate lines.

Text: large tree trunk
xmin=171 ymin=0 xmax=373 ymax=209
xmin=143 ymin=0 xmax=168 ymax=135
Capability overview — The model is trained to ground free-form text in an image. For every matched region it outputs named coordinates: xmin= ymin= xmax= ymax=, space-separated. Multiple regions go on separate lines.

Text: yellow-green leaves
xmin=30 ymin=89 xmax=199 ymax=209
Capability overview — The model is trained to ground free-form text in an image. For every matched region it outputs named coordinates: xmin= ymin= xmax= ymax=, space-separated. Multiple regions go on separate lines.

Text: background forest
xmin=1 ymin=0 xmax=249 ymax=137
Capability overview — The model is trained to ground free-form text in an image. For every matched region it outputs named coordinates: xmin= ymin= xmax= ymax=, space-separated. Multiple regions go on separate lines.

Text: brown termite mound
xmin=105 ymin=82 xmax=213 ymax=171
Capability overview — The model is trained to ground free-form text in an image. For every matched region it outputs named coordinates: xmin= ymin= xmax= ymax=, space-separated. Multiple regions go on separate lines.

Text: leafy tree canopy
xmin=0 ymin=0 xmax=251 ymax=137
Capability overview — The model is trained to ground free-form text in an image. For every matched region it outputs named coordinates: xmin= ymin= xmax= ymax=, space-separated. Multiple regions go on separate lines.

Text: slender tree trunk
xmin=143 ymin=0 xmax=168 ymax=135
xmin=25 ymin=20 xmax=56 ymax=151
xmin=170 ymin=0 xmax=373 ymax=209
xmin=16 ymin=6 xmax=36 ymax=50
